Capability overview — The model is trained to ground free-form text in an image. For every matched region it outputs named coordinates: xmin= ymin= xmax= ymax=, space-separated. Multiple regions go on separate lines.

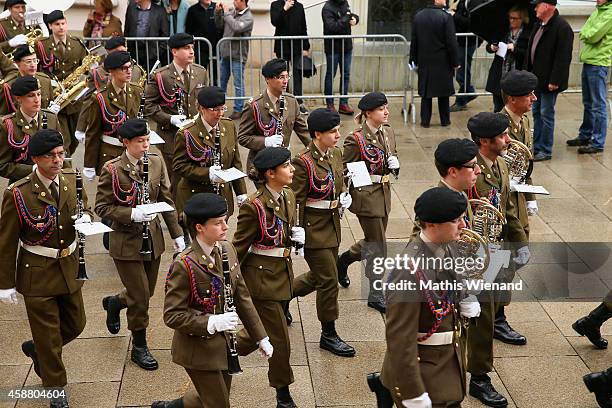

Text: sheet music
xmin=346 ymin=161 xmax=373 ymax=188
xmin=74 ymin=222 xmax=113 ymax=236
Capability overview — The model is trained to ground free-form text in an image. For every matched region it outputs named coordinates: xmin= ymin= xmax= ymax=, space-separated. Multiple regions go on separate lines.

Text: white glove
xmin=72 ymin=214 xmax=92 ymax=224
xmin=291 ymin=226 xmax=305 ymax=245
xmin=295 ymin=247 xmax=304 ymax=257
xmin=509 ymin=177 xmax=520 ymax=191
xmin=0 ymin=288 xmax=18 ymax=304
xmin=131 ymin=208 xmax=154 ymax=223
xmin=264 ymin=134 xmax=283 ymax=148
xmin=173 ymin=236 xmax=186 ymax=252
xmin=8 ymin=34 xmax=27 ymax=47
xmin=236 ymin=194 xmax=248 ymax=207
xmin=38 ymin=22 xmax=50 ymax=39
xmin=459 ymin=295 xmax=481 ymax=318
xmin=257 ymin=336 xmax=274 ymax=359
xmin=402 ymin=392 xmax=432 ymax=408
xmin=526 ymin=200 xmax=538 ymax=216
xmin=207 ymin=311 xmax=239 ymax=334
xmin=387 ymin=155 xmax=400 ymax=170
xmin=513 ymin=246 xmax=530 ymax=266
xmin=339 ymin=192 xmax=352 ymax=209
xmin=47 ymin=102 xmax=61 ymax=115
xmin=83 ymin=168 xmax=96 ymax=181
xmin=75 ymin=130 xmax=86 ymax=143
xmin=170 ymin=114 xmax=187 ymax=128
xmin=209 ymin=165 xmax=223 ymax=184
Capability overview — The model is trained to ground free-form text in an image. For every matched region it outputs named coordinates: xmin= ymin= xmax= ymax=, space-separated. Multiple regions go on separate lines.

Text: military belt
xmin=20 ymin=239 xmax=78 ymax=259
xmin=101 ymin=135 xmax=123 ymax=146
xmin=305 ymin=199 xmax=338 ymax=209
xmin=417 ymin=331 xmax=454 ymax=346
xmin=249 ymin=247 xmax=291 ymax=258
xmin=371 ymin=174 xmax=390 ymax=184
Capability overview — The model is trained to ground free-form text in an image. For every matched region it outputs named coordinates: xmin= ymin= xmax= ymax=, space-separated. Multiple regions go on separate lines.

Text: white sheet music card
xmin=25 ymin=11 xmax=44 ymax=27
xmin=217 ymin=167 xmax=247 ymax=182
xmin=346 ymin=161 xmax=373 ymax=188
xmin=137 ymin=202 xmax=175 ymax=215
xmin=510 ymin=184 xmax=550 ymax=195
xmin=148 ymin=131 xmax=165 ymax=145
xmin=74 ymin=222 xmax=113 ymax=236
xmin=496 ymin=42 xmax=508 ymax=59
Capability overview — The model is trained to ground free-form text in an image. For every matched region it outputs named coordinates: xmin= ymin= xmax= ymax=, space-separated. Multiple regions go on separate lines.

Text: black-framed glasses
xmin=460 ymin=162 xmax=479 ymax=170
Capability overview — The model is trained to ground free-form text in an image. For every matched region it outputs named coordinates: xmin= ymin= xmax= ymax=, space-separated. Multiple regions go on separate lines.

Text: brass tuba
xmin=469 ymin=198 xmax=506 ymax=244
xmin=503 ymin=139 xmax=533 ymax=182
xmin=6 ymin=29 xmax=44 ymax=60
xmin=456 ymin=228 xmax=489 ymax=279
xmin=52 ymin=53 xmax=101 ymax=110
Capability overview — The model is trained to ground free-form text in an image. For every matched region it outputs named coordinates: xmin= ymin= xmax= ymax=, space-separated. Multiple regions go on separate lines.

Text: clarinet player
xmin=153 ymin=193 xmax=272 ymax=408
xmin=95 ymin=119 xmax=185 ymax=371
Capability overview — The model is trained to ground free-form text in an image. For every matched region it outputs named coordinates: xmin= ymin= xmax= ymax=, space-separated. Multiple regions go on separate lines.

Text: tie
xmin=183 ymin=70 xmax=190 ymax=93
xmin=492 ymin=162 xmax=500 ymax=179
xmin=211 ymin=246 xmax=221 ymax=267
xmin=50 ymin=181 xmax=59 ymax=203
xmin=30 ymin=119 xmax=37 ymax=129
xmin=57 ymin=42 xmax=66 ymax=60
xmin=279 ymin=193 xmax=287 ymax=216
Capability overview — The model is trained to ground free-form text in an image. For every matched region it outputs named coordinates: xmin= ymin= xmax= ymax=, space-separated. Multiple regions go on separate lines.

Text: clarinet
xmin=213 ymin=125 xmax=221 ymax=195
xmin=42 ymin=111 xmax=48 ymax=129
xmin=140 ymin=151 xmax=152 ymax=255
xmin=75 ymin=169 xmax=89 ymax=280
xmin=293 ymin=203 xmax=303 ymax=255
xmin=381 ymin=130 xmax=399 ymax=180
xmin=137 ymin=87 xmax=145 ymax=119
xmin=175 ymin=85 xmax=185 ymax=117
xmin=277 ymin=94 xmax=286 ymax=147
xmin=221 ymin=245 xmax=243 ymax=375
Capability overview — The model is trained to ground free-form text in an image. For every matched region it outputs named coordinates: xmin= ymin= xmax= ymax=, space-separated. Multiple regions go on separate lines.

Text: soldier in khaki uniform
xmin=289 ymin=108 xmax=355 ymax=357
xmin=0 ymin=129 xmax=93 ymax=408
xmin=465 ymin=112 xmax=530 ymax=408
xmin=95 ymin=119 xmax=185 ymax=370
xmin=145 ymin=33 xmax=209 ymax=196
xmin=0 ymin=76 xmax=62 ymax=183
xmin=237 ymin=58 xmax=310 ymax=176
xmin=0 ymin=0 xmax=28 ymax=54
xmin=36 ymin=10 xmax=88 ymax=155
xmin=368 ymin=187 xmax=480 ymax=408
xmin=339 ymin=92 xmax=400 ymax=313
xmin=173 ymin=86 xmax=247 ymax=220
xmin=81 ymin=51 xmax=143 ymax=180
xmin=152 ymin=193 xmax=273 ymax=408
xmin=232 ymin=147 xmax=304 ymax=408
xmin=0 ymin=45 xmax=56 ymax=116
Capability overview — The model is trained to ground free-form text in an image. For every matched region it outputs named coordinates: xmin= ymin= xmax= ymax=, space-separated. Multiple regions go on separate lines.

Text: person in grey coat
xmin=124 ymin=0 xmax=170 ymax=70
xmin=410 ymin=0 xmax=460 ymax=127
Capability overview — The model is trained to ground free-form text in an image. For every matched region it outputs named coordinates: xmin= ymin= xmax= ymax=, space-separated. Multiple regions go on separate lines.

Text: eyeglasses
xmin=460 ymin=162 xmax=479 ymax=170
xmin=275 ymin=75 xmax=291 ymax=81
xmin=22 ymin=58 xmax=39 ymax=65
xmin=120 ymin=65 xmax=133 ymax=72
xmin=207 ymin=105 xmax=228 ymax=113
xmin=42 ymin=151 xmax=66 ymax=159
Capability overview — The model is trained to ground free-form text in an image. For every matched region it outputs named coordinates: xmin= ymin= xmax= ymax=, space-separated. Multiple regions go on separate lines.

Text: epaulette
xmin=127 ymin=83 xmax=144 ymax=93
xmin=40 ymin=108 xmax=57 ymax=118
xmin=219 ymin=117 xmax=233 ymax=124
xmin=107 ymin=155 xmax=122 ymax=165
xmin=249 ymin=189 xmax=264 ymax=202
xmin=283 ymin=93 xmax=296 ymax=100
xmin=72 ymin=36 xmax=88 ymax=52
xmin=7 ymin=177 xmax=29 ymax=190
xmin=382 ymin=123 xmax=392 ymax=129
xmin=297 ymin=146 xmax=310 ymax=158
xmin=35 ymin=71 xmax=51 ymax=81
xmin=94 ymin=84 xmax=108 ymax=95
xmin=155 ymin=64 xmax=170 ymax=75
xmin=61 ymin=167 xmax=77 ymax=175
xmin=179 ymin=118 xmax=196 ymax=131
xmin=1 ymin=112 xmax=16 ymax=121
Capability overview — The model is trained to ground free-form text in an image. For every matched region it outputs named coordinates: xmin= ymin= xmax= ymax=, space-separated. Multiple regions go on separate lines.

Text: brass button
xmin=41 ymin=192 xmax=46 ymax=197
xmin=60 ymin=240 xmax=64 ymax=244
xmin=59 ymin=225 xmax=63 ymax=230
xmin=208 ymin=263 xmax=214 ymax=268
xmin=258 ymin=265 xmax=263 ymax=269
xmin=25 ymin=264 xmax=29 ymax=268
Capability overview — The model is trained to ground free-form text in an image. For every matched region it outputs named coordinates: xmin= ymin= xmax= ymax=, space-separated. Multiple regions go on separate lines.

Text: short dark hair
xmin=471 ymin=134 xmax=482 ymax=146
xmin=434 ymin=159 xmax=451 ymax=177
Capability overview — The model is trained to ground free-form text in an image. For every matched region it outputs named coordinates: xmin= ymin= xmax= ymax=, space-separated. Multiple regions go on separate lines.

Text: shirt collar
xmin=21 ymin=110 xmax=37 ymax=125
xmin=237 ymin=6 xmax=249 ymax=15
xmin=479 ymin=152 xmax=494 ymax=170
xmin=126 ymin=151 xmax=141 ymax=167
xmin=419 ymin=231 xmax=446 ymax=259
xmin=366 ymin=120 xmax=381 ymax=135
xmin=440 ymin=179 xmax=461 ymax=192
xmin=266 ymin=89 xmax=279 ymax=106
xmin=200 ymin=116 xmax=216 ymax=133
xmin=36 ymin=168 xmax=59 ymax=189
xmin=53 ymin=35 xmax=66 ymax=46
xmin=196 ymin=237 xmax=217 ymax=262
xmin=173 ymin=61 xmax=190 ymax=76
xmin=312 ymin=141 xmax=328 ymax=157
xmin=504 ymin=106 xmax=523 ymax=127
xmin=265 ymin=184 xmax=282 ymax=203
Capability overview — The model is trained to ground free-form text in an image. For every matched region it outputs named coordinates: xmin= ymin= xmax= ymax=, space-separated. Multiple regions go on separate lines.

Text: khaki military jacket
xmin=237 ymin=91 xmax=310 ymax=173
xmin=0 ymin=109 xmax=61 ymax=182
xmin=164 ymin=239 xmax=267 ymax=371
xmin=0 ymin=50 xmax=17 ymax=78
xmin=94 ymin=151 xmax=182 ymax=261
xmin=36 ymin=36 xmax=88 ymax=82
xmin=173 ymin=116 xmax=246 ymax=215
xmin=342 ymin=123 xmax=397 ymax=218
xmin=381 ymin=235 xmax=466 ymax=405
xmin=468 ymin=154 xmax=527 ymax=245
xmin=290 ymin=142 xmax=344 ymax=249
xmin=0 ymin=18 xmax=27 ymax=54
xmin=0 ymin=71 xmax=54 ymax=115
xmin=83 ymin=82 xmax=143 ymax=173
xmin=232 ymin=186 xmax=296 ymax=301
xmin=0 ymin=168 xmax=93 ymax=296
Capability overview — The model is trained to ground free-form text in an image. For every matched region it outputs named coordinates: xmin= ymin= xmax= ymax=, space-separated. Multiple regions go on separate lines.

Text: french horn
xmin=469 ymin=198 xmax=506 ymax=244
xmin=503 ymin=139 xmax=533 ymax=182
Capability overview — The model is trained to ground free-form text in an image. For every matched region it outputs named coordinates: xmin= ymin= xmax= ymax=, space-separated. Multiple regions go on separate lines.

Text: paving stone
xmin=493 ymin=320 xmax=576 ymax=358
xmin=541 ymin=301 xmax=612 ymax=337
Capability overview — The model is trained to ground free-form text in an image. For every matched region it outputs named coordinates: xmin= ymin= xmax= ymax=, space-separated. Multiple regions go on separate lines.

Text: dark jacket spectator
xmin=322 ymin=0 xmax=358 ymax=54
xmin=485 ymin=26 xmax=530 ymax=96
xmin=185 ymin=1 xmax=224 ymax=57
xmin=271 ymin=0 xmax=310 ymax=58
xmin=124 ymin=0 xmax=169 ymax=69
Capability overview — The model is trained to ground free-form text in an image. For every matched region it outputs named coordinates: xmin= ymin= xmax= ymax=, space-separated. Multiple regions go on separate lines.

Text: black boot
xmin=284 ymin=301 xmax=293 ymax=326
xmin=276 ymin=386 xmax=297 ymax=408
xmin=21 ymin=340 xmax=41 ymax=378
xmin=493 ymin=306 xmax=526 ymax=345
xmin=367 ymin=372 xmax=394 ymax=408
xmin=469 ymin=374 xmax=508 ymax=407
xmin=336 ymin=251 xmax=354 ymax=288
xmin=131 ymin=330 xmax=159 ymax=370
xmin=102 ymin=295 xmax=124 ymax=335
xmin=320 ymin=321 xmax=356 ymax=357
xmin=573 ymin=303 xmax=612 ymax=349
xmin=49 ymin=391 xmax=69 ymax=408
xmin=367 ymin=279 xmax=386 ymax=313
xmin=151 ymin=398 xmax=184 ymax=408
xmin=584 ymin=367 xmax=612 ymax=408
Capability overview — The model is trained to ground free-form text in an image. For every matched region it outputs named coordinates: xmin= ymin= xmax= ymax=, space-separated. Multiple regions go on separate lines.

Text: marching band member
xmin=0 ymin=129 xmax=93 ymax=408
xmin=0 ymin=0 xmax=29 ymax=54
xmin=95 ymin=119 xmax=185 ymax=371
xmin=289 ymin=108 xmax=355 ymax=357
xmin=153 ymin=193 xmax=272 ymax=408
xmin=232 ymin=147 xmax=303 ymax=408
xmin=339 ymin=92 xmax=399 ymax=313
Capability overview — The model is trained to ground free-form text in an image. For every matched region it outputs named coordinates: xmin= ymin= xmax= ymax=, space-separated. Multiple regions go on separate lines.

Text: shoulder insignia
xmin=179 ymin=118 xmax=196 ymax=130
xmin=72 ymin=36 xmax=88 ymax=51
xmin=9 ymin=177 xmax=29 ymax=189
xmin=283 ymin=93 xmax=296 ymax=100
xmin=61 ymin=167 xmax=77 ymax=174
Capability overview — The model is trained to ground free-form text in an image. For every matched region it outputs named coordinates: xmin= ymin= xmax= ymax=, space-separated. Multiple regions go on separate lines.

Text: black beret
xmin=531 ymin=0 xmax=556 ymax=5
xmin=46 ymin=10 xmax=65 ymax=25
xmin=197 ymin=86 xmax=226 ymax=108
xmin=261 ymin=58 xmax=288 ymax=78
xmin=104 ymin=51 xmax=131 ymax=70
xmin=184 ymin=193 xmax=228 ymax=222
xmin=253 ymin=147 xmax=291 ymax=171
xmin=5 ymin=0 xmax=26 ymax=7
xmin=415 ymin=187 xmax=468 ymax=224
xmin=435 ymin=138 xmax=479 ymax=167
xmin=105 ymin=36 xmax=126 ymax=50
xmin=11 ymin=75 xmax=39 ymax=96
xmin=29 ymin=129 xmax=64 ymax=156
xmin=307 ymin=108 xmax=341 ymax=133
xmin=358 ymin=92 xmax=388 ymax=111
xmin=467 ymin=112 xmax=509 ymax=139
xmin=168 ymin=33 xmax=194 ymax=49
xmin=500 ymin=70 xmax=538 ymax=96
xmin=12 ymin=44 xmax=35 ymax=62
xmin=118 ymin=119 xmax=150 ymax=140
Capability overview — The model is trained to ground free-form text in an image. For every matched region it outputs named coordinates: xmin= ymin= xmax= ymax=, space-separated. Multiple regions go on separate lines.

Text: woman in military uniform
xmin=232 ymin=147 xmax=304 ymax=408
xmin=153 ymin=193 xmax=272 ymax=408
xmin=339 ymin=92 xmax=400 ymax=313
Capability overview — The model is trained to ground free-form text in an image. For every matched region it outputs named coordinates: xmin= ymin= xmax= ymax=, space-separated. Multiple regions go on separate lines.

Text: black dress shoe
xmin=367 ymin=372 xmax=394 ymax=408
xmin=573 ymin=303 xmax=612 ymax=349
xmin=567 ymin=137 xmax=590 ymax=147
xmin=49 ymin=393 xmax=69 ymax=408
xmin=131 ymin=345 xmax=159 ymax=370
xmin=336 ymin=251 xmax=353 ymax=288
xmin=420 ymin=122 xmax=430 ymax=128
xmin=494 ymin=320 xmax=527 ymax=345
xmin=151 ymin=398 xmax=184 ymax=408
xmin=578 ymin=146 xmax=604 ymax=154
xmin=102 ymin=295 xmax=122 ymax=335
xmin=320 ymin=333 xmax=356 ymax=357
xmin=583 ymin=368 xmax=612 ymax=408
xmin=367 ymin=290 xmax=386 ymax=313
xmin=21 ymin=340 xmax=41 ymax=377
xmin=276 ymin=386 xmax=297 ymax=408
xmin=469 ymin=375 xmax=509 ymax=407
